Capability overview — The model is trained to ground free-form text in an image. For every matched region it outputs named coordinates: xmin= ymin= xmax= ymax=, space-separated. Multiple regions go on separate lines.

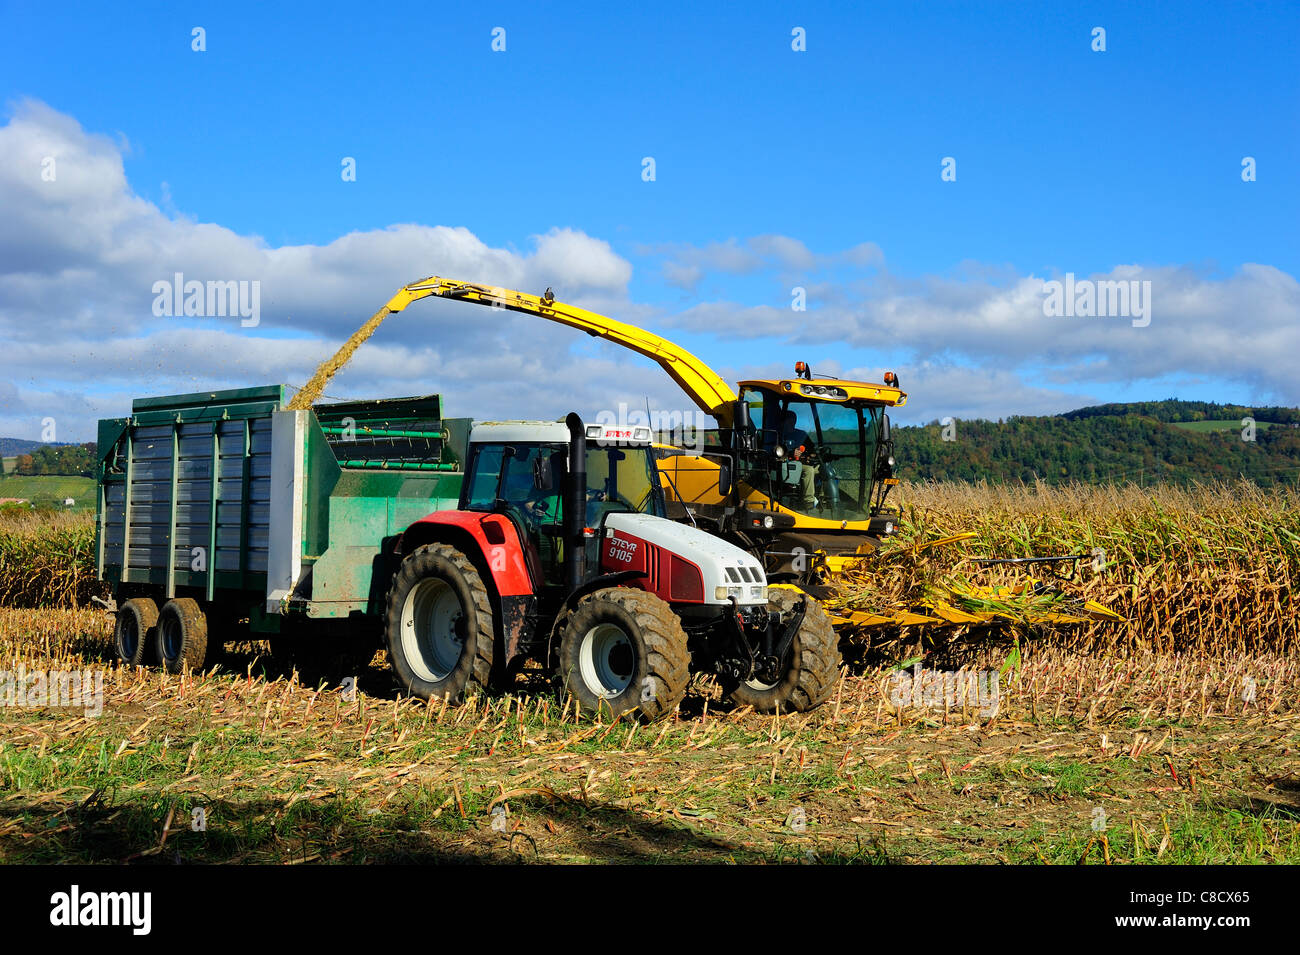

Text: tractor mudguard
xmin=398 ymin=511 xmax=534 ymax=598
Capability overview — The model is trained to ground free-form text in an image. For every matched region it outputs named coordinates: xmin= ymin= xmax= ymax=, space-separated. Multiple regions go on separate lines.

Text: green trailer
xmin=96 ymin=385 xmax=470 ymax=672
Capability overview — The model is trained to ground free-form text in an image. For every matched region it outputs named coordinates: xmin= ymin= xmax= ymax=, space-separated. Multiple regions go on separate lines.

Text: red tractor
xmin=382 ymin=414 xmax=840 ymax=720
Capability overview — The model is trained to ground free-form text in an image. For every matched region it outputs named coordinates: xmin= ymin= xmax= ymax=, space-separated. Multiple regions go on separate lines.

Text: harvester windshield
xmin=740 ymin=387 xmax=884 ymax=523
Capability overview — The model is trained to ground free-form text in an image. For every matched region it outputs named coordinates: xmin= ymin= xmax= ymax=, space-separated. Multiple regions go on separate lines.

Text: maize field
xmin=3 ymin=481 xmax=1297 ymax=656
xmin=836 ymin=480 xmax=1299 ymax=657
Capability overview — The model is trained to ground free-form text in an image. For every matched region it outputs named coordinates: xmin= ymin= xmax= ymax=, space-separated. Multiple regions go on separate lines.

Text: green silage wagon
xmin=95 ymin=385 xmax=469 ymax=672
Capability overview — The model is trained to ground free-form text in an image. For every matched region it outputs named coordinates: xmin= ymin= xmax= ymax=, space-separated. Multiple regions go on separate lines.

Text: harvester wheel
xmin=115 ymin=597 xmax=159 ymax=667
xmin=156 ymin=598 xmax=213 ymax=674
xmin=559 ymin=588 xmax=690 ymax=722
xmin=728 ymin=588 xmax=840 ymax=713
xmin=384 ymin=543 xmax=494 ymax=703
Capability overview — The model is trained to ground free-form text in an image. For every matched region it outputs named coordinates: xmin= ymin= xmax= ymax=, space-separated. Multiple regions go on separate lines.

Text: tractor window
xmin=464 ymin=445 xmax=507 ymax=508
xmin=464 ymin=443 xmax=566 ymax=522
xmin=466 ymin=441 xmax=665 ymax=527
xmin=584 ymin=445 xmax=665 ymax=524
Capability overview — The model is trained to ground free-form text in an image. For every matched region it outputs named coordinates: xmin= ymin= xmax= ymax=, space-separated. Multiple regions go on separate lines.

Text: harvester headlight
xmin=762 ymin=514 xmax=774 ymax=529
xmin=800 ymin=384 xmax=813 ymax=395
xmin=884 ymin=521 xmax=894 ymax=534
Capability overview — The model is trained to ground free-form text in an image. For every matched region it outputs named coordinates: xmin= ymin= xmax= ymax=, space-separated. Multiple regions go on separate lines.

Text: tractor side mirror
xmin=533 ymin=453 xmax=553 ymax=491
xmin=880 ymin=413 xmax=892 ymax=444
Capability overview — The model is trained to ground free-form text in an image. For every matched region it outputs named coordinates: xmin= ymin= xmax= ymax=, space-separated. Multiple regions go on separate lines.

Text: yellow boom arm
xmin=384 ymin=277 xmax=740 ymax=423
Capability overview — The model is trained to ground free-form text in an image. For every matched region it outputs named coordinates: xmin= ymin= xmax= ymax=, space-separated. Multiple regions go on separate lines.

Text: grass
xmin=0 ymin=606 xmax=1295 ymax=864
xmin=1170 ymin=419 xmax=1277 ymax=433
xmin=0 ymin=474 xmax=94 ymax=507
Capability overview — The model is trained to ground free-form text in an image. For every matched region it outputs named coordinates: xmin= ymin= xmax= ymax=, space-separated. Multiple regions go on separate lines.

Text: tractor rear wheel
xmin=383 ymin=543 xmax=495 ymax=702
xmin=115 ymin=597 xmax=158 ymax=667
xmin=559 ymin=588 xmax=690 ymax=722
xmin=728 ymin=587 xmax=840 ymax=713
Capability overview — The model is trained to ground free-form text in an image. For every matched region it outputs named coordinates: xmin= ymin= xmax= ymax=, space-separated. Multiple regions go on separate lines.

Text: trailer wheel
xmin=384 ymin=543 xmax=494 ymax=702
xmin=559 ymin=588 xmax=690 ymax=722
xmin=156 ymin=598 xmax=212 ymax=674
xmin=728 ymin=588 xmax=840 ymax=713
xmin=115 ymin=597 xmax=159 ymax=667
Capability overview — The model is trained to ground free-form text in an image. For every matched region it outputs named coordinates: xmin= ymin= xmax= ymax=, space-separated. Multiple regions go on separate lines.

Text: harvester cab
xmin=732 ymin=361 xmax=902 ymax=525
xmin=384 ymin=413 xmax=841 ymax=720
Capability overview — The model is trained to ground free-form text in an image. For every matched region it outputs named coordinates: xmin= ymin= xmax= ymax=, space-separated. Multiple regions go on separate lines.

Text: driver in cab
xmin=769 ymin=410 xmax=817 ymax=511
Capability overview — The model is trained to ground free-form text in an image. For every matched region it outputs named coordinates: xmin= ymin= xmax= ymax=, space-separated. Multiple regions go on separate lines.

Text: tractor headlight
xmin=716 ymin=585 xmax=767 ymax=602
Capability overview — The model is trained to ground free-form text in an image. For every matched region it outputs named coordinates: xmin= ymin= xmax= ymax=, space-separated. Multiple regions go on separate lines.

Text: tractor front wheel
xmin=728 ymin=588 xmax=840 ymax=713
xmin=558 ymin=588 xmax=690 ymax=722
xmin=383 ymin=543 xmax=495 ymax=703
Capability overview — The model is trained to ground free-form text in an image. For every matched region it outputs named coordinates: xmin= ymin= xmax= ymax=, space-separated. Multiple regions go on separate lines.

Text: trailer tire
xmin=384 ymin=543 xmax=494 ymax=702
xmin=728 ymin=588 xmax=840 ymax=713
xmin=559 ymin=588 xmax=689 ymax=722
xmin=115 ymin=597 xmax=159 ymax=667
xmin=157 ymin=598 xmax=212 ymax=674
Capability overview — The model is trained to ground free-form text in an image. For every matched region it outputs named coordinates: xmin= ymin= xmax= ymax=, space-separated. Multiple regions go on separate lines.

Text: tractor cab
xmin=459 ymin=419 xmax=669 ymax=592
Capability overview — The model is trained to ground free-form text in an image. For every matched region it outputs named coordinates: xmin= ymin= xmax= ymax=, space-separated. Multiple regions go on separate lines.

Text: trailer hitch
xmin=718 ymin=597 xmax=757 ymax=682
xmin=753 ymin=596 xmax=806 ymax=685
xmin=721 ymin=595 xmax=807 ymax=686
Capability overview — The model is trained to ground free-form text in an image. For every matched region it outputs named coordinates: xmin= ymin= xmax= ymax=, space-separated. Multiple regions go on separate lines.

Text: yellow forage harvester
xmin=306 ymin=276 xmax=1125 ymax=643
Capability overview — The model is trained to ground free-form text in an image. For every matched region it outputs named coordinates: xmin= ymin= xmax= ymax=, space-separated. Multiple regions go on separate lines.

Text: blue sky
xmin=1 ymin=1 xmax=1298 ymax=439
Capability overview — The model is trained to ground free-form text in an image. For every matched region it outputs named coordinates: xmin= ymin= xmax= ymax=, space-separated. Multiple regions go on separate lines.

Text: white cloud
xmin=2 ymin=100 xmax=1295 ymax=443
xmin=641 ymin=234 xmax=884 ymax=290
xmin=0 ymin=100 xmax=652 ymax=438
xmin=658 ymin=265 xmax=1300 ymax=404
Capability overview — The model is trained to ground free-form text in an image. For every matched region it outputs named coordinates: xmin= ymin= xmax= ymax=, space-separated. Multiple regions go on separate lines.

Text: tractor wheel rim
xmin=402 ymin=579 xmax=465 ymax=683
xmin=579 ymin=623 xmax=635 ymax=698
